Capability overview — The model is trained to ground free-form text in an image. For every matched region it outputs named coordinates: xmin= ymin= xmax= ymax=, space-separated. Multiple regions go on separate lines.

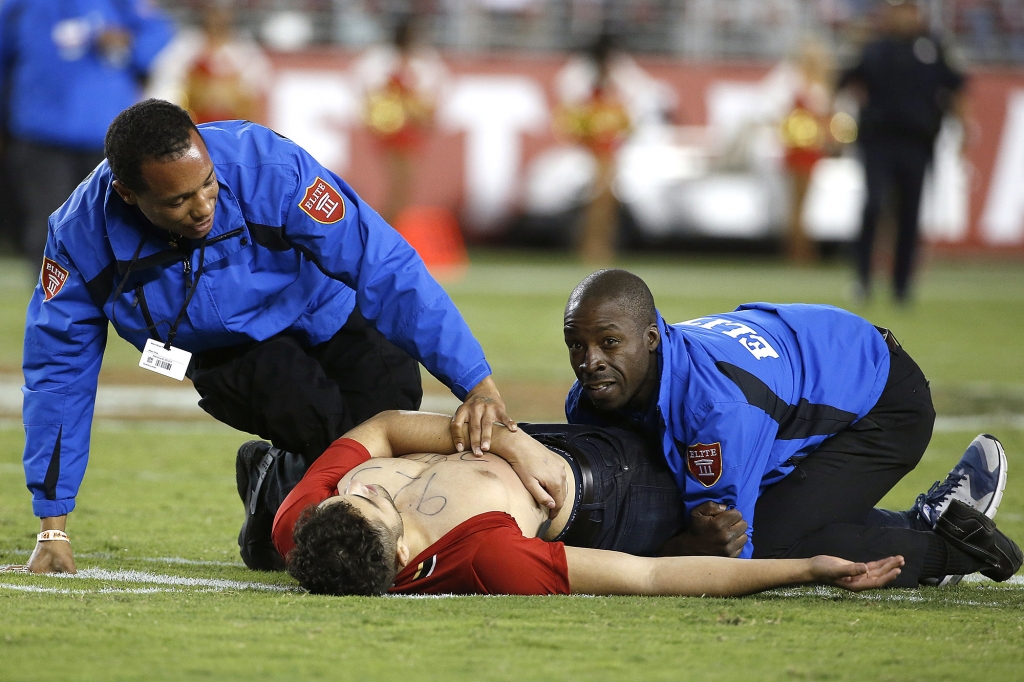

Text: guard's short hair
xmin=104 ymin=99 xmax=199 ymax=192
xmin=566 ymin=269 xmax=657 ymax=331
xmin=287 ymin=501 xmax=400 ymax=596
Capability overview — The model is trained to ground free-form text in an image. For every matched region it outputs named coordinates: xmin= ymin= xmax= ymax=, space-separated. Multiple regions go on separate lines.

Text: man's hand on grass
xmin=26 ymin=515 xmax=77 ymax=574
xmin=812 ymin=555 xmax=904 ymax=592
xmin=659 ymin=502 xmax=749 ymax=557
xmin=27 ymin=540 xmax=77 ymax=574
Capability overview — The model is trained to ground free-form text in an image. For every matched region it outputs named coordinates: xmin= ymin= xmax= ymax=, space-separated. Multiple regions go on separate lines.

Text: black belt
xmin=875 ymin=325 xmax=901 ymax=351
xmin=541 ymin=439 xmax=603 ymax=547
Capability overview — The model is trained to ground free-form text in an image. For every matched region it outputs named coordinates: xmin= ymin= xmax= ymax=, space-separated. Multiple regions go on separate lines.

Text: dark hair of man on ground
xmin=104 ymin=99 xmax=199 ymax=191
xmin=565 ymin=269 xmax=657 ymax=330
xmin=287 ymin=501 xmax=400 ymax=596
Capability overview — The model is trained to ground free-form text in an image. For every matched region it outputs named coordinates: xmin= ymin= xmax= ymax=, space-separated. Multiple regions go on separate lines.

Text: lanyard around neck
xmin=111 ymin=233 xmax=208 ymax=349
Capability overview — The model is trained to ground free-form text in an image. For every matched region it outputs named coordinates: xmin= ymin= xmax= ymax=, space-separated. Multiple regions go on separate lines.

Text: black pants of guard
xmin=522 ymin=424 xmax=684 ymax=557
xmin=189 ymin=307 xmax=422 ymax=462
xmin=6 ymin=139 xmax=105 ymax=260
xmin=856 ymin=139 xmax=933 ymax=301
xmin=751 ymin=339 xmax=937 ymax=587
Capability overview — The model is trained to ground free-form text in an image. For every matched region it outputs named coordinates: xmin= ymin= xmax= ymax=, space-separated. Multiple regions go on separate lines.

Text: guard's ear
xmin=646 ymin=324 xmax=660 ymax=353
xmin=395 ymin=536 xmax=411 ymax=570
xmin=112 ymin=179 xmax=138 ymax=206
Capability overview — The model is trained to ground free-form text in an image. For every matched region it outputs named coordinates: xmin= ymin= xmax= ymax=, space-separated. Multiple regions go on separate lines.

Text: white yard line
xmin=0 ymin=566 xmax=297 ymax=593
xmin=69 ymin=567 xmax=296 ymax=591
xmin=0 ymin=378 xmax=462 ymax=421
xmin=0 ymin=584 xmax=177 ymax=595
xmin=933 ymin=415 xmax=1024 ymax=432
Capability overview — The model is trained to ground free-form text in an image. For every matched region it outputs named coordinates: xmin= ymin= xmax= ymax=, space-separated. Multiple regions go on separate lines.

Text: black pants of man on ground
xmin=189 ymin=306 xmax=423 ymax=464
xmin=751 ymin=331 xmax=985 ymax=587
xmin=856 ymin=138 xmax=933 ymax=302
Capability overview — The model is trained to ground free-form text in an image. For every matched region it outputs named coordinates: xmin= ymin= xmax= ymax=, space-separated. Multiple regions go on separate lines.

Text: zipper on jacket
xmin=205 ymin=227 xmax=244 ymax=246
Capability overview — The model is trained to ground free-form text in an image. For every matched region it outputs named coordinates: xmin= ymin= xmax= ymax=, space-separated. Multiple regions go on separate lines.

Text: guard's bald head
xmin=565 ymin=269 xmax=657 ymax=331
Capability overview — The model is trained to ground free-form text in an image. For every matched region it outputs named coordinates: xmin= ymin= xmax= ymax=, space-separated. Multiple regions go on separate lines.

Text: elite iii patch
xmin=41 ymin=258 xmax=69 ymax=301
xmin=686 ymin=442 xmax=723 ymax=487
xmin=298 ymin=176 xmax=346 ymax=224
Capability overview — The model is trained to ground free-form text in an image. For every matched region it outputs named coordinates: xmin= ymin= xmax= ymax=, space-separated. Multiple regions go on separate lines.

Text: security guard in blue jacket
xmin=0 ymin=0 xmax=173 ymax=261
xmin=563 ymin=269 xmax=1020 ymax=587
xmin=23 ymin=100 xmax=519 ymax=574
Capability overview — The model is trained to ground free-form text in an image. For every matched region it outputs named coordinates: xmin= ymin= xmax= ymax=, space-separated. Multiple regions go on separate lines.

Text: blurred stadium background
xmin=121 ymin=0 xmax=1024 ymax=256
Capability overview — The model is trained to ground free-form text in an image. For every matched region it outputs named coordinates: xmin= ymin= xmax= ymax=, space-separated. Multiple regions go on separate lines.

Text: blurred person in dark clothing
xmin=837 ymin=0 xmax=965 ymax=304
xmin=0 ymin=0 xmax=173 ymax=263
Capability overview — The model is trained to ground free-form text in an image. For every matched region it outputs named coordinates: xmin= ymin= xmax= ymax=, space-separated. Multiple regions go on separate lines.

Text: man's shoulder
xmin=200 ymin=121 xmax=300 ymax=173
xmin=200 ymin=122 xmax=306 ymax=217
xmin=50 ymin=164 xmax=112 ymax=238
xmin=391 ymin=511 xmax=569 ymax=596
xmin=391 ymin=512 xmax=520 ymax=589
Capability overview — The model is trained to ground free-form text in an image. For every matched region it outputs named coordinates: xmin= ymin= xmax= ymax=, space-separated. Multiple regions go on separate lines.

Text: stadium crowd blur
xmin=1 ymin=0 xmax=1022 ymax=294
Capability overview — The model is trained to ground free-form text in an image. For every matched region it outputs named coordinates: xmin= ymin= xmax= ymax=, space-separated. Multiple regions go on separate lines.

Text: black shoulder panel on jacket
xmin=246 ymin=222 xmax=291 ymax=251
xmin=84 ymin=262 xmax=115 ymax=309
xmin=715 ymin=361 xmax=858 ymax=440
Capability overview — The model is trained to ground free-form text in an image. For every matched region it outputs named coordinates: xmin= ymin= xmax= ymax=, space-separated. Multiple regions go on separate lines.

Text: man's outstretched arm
xmin=564 ymin=546 xmax=904 ymax=596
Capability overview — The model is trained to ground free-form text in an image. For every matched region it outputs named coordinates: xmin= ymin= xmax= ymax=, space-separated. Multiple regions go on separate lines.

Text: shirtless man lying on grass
xmin=251 ymin=411 xmax=903 ymax=596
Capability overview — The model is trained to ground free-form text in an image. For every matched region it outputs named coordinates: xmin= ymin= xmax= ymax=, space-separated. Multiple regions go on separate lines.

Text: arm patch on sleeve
xmin=42 ymin=258 xmax=70 ymax=301
xmin=686 ymin=442 xmax=723 ymax=487
xmin=298 ymin=177 xmax=346 ymax=224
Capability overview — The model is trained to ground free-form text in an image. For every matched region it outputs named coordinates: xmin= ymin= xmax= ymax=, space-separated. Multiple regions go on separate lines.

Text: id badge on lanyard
xmin=140 ymin=338 xmax=191 ymax=381
xmin=120 ymin=236 xmax=207 ymax=382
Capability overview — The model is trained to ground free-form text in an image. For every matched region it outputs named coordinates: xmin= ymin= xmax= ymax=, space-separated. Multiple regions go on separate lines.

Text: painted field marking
xmin=0 ymin=377 xmax=462 ymax=422
xmin=0 ymin=567 xmax=298 ymax=594
xmin=72 ymin=567 xmax=296 ymax=591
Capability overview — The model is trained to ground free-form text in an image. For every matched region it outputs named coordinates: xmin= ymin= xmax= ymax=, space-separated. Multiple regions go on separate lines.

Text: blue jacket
xmin=23 ymin=120 xmax=492 ymax=518
xmin=566 ymin=303 xmax=890 ymax=558
xmin=0 ymin=0 xmax=173 ymax=149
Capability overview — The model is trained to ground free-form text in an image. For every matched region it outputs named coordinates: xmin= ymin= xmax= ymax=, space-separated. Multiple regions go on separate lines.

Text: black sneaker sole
xmin=235 ymin=440 xmax=286 ymax=572
xmin=935 ymin=499 xmax=1023 ymax=582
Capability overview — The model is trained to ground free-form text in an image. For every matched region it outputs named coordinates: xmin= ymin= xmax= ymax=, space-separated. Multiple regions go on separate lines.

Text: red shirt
xmin=272 ymin=438 xmax=571 ymax=595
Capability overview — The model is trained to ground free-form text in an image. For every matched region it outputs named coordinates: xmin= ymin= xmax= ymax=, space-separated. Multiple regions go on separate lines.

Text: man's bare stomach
xmin=337 ymin=451 xmax=577 ymax=546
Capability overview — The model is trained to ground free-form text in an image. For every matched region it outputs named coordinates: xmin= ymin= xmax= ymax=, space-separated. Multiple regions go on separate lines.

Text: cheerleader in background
xmin=554 ymin=35 xmax=633 ymax=264
xmin=354 ymin=17 xmax=448 ymax=224
xmin=147 ymin=4 xmax=271 ymax=125
xmin=775 ymin=39 xmax=848 ymax=265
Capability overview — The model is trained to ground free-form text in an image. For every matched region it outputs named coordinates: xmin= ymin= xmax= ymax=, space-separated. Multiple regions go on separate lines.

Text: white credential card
xmin=139 ymin=338 xmax=192 ymax=381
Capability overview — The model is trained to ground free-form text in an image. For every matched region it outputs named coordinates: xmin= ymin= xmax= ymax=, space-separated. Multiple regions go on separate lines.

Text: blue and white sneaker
xmin=916 ymin=435 xmax=1008 ymax=588
xmin=913 ymin=434 xmax=1007 ymax=530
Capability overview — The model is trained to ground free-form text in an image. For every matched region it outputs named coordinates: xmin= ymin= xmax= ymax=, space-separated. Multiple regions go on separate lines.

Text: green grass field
xmin=2 ymin=252 xmax=1023 ymax=681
